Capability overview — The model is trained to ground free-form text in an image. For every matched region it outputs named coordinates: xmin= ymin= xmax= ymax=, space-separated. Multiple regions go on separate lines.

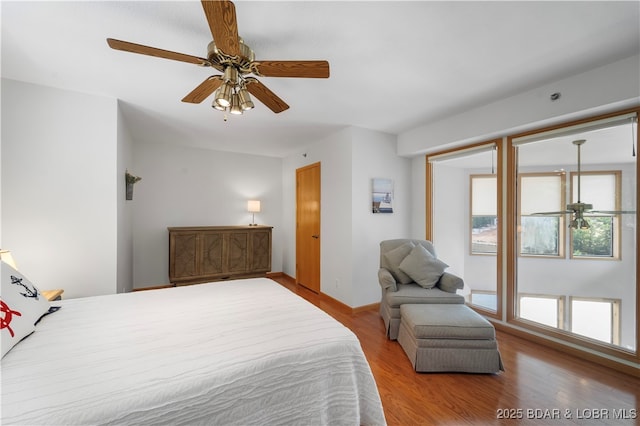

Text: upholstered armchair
xmin=378 ymin=239 xmax=464 ymax=339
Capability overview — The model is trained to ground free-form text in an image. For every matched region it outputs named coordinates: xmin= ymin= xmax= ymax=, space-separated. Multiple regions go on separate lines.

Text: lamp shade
xmin=247 ymin=200 xmax=261 ymax=213
xmin=0 ymin=249 xmax=18 ymax=270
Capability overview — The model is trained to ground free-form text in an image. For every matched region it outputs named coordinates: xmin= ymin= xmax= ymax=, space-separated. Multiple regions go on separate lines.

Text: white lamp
xmin=247 ymin=200 xmax=261 ymax=226
xmin=0 ymin=249 xmax=18 ymax=270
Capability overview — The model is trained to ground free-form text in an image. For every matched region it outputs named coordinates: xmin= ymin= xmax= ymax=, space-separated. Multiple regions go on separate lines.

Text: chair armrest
xmin=378 ymin=268 xmax=397 ymax=292
xmin=437 ymin=272 xmax=463 ymax=293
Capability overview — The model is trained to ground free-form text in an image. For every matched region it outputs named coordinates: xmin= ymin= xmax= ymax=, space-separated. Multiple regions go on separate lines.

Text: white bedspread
xmin=1 ymin=278 xmax=386 ymax=425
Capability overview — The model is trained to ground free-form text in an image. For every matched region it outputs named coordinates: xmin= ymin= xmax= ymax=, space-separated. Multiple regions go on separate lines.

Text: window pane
xmin=472 ymin=215 xmax=497 ymax=254
xmin=430 ymin=146 xmax=499 ymax=315
xmin=521 ymin=174 xmax=563 ymax=215
xmin=571 ymin=299 xmax=616 ymax=344
xmin=472 ymin=176 xmax=496 ymax=215
xmin=572 ymin=217 xmax=613 ymax=257
xmin=519 ymin=295 xmax=560 ymax=328
xmin=471 ymin=291 xmax=497 ymax=310
xmin=513 ymin=114 xmax=636 ymax=353
xmin=521 ymin=216 xmax=559 ymax=255
xmin=572 ymin=173 xmax=616 ymax=210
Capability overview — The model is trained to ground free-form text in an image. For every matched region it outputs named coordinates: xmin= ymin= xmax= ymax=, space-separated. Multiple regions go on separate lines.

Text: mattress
xmin=1 ymin=278 xmax=386 ymax=425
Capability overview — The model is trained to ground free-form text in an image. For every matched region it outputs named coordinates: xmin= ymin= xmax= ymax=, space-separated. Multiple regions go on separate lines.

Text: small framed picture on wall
xmin=372 ymin=178 xmax=393 ymax=213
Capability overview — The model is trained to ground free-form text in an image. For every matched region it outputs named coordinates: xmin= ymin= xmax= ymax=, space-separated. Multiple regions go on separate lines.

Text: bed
xmin=1 ymin=275 xmax=386 ymax=425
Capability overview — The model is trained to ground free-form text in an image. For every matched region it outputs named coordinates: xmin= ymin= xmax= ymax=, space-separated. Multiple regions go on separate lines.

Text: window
xmin=570 ymin=297 xmax=620 ymax=345
xmin=570 ymin=171 xmax=621 ymax=259
xmin=518 ymin=173 xmax=565 ymax=257
xmin=471 ymin=175 xmax=497 ymax=255
xmin=470 ymin=290 xmax=497 ymax=311
xmin=518 ymin=293 xmax=565 ymax=329
xmin=507 ymin=110 xmax=637 ymax=359
xmin=427 ymin=141 xmax=501 ymax=317
xmin=427 ymin=109 xmax=638 ymax=365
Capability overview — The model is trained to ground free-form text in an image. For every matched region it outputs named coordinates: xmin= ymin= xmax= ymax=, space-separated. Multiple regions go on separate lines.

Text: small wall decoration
xmin=372 ymin=178 xmax=393 ymax=213
xmin=125 ymin=170 xmax=142 ymax=200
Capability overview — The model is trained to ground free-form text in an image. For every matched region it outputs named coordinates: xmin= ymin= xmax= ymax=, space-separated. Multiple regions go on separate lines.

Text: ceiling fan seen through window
xmin=533 ymin=139 xmax=636 ymax=229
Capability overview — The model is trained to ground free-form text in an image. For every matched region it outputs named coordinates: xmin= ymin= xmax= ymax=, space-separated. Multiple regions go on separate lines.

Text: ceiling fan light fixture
xmin=238 ymin=87 xmax=254 ymax=111
xmin=215 ymin=82 xmax=233 ymax=107
xmin=212 ymin=98 xmax=226 ymax=111
xmin=570 ymin=216 xmax=590 ymax=230
xmin=230 ymin=93 xmax=243 ymax=115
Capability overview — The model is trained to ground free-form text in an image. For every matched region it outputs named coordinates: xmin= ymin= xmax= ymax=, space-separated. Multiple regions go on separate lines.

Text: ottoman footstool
xmin=397 ymin=304 xmax=504 ymax=373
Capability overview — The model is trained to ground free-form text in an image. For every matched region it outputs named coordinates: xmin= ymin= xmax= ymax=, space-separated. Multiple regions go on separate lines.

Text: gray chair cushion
xmin=383 ymin=283 xmax=464 ymax=308
xmin=400 ymin=304 xmax=496 ymax=340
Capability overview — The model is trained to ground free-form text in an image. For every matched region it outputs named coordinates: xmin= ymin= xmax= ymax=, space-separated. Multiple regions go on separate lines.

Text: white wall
xmin=351 ymin=127 xmax=411 ymax=306
xmin=1 ymin=79 xmax=118 ymax=298
xmin=131 ymin=140 xmax=283 ymax=288
xmin=282 ymin=126 xmax=410 ymax=308
xmin=117 ymin=104 xmax=135 ymax=293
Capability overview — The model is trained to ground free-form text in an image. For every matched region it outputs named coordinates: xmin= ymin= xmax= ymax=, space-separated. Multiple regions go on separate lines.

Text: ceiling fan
xmin=533 ymin=139 xmax=635 ymax=229
xmin=107 ymin=0 xmax=329 ymax=115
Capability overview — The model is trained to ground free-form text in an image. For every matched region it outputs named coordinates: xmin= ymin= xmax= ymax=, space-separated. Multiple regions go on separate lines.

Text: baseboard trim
xmin=272 ymin=273 xmax=379 ymax=314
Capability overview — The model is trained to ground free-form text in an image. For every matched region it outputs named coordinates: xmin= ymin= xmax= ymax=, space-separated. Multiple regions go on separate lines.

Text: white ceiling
xmin=2 ymin=1 xmax=639 ymax=158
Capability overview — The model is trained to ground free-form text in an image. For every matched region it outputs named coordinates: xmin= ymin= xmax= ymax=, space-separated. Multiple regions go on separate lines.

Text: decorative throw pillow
xmin=398 ymin=244 xmax=448 ymax=289
xmin=383 ymin=242 xmax=415 ymax=284
xmin=1 ymin=261 xmax=51 ymax=357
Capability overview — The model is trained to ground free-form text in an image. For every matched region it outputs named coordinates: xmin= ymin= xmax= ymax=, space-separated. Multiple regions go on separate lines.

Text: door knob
xmin=312 ymin=235 xmax=319 ymax=239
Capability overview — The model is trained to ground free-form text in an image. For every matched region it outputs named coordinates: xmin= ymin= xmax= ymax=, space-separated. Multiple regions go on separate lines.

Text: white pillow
xmin=399 ymin=244 xmax=448 ymax=289
xmin=1 ymin=261 xmax=51 ymax=357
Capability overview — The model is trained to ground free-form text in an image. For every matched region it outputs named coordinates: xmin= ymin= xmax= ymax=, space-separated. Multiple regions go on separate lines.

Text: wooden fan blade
xmin=182 ymin=76 xmax=223 ymax=103
xmin=253 ymin=60 xmax=330 ymax=78
xmin=245 ymin=78 xmax=289 ymax=113
xmin=107 ymin=38 xmax=209 ymax=65
xmin=201 ymin=0 xmax=240 ymax=56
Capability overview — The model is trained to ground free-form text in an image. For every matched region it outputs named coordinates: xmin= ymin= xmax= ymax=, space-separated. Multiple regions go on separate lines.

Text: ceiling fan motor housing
xmin=207 ymin=39 xmax=254 ymax=74
xmin=567 ymin=202 xmax=593 ymax=212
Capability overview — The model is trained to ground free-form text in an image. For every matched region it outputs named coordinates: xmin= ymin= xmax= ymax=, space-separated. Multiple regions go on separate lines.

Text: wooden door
xmin=296 ymin=162 xmax=321 ymax=292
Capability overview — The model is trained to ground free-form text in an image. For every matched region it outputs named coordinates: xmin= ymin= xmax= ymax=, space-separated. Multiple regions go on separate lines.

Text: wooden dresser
xmin=168 ymin=225 xmax=272 ymax=286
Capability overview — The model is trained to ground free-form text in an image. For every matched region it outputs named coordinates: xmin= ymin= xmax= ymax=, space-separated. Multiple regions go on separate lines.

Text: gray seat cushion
xmin=383 ymin=283 xmax=464 ymax=308
xmin=400 ymin=304 xmax=496 ymax=340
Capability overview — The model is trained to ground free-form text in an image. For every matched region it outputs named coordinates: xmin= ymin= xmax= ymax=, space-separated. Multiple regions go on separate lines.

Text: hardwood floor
xmin=271 ymin=276 xmax=639 ymax=425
